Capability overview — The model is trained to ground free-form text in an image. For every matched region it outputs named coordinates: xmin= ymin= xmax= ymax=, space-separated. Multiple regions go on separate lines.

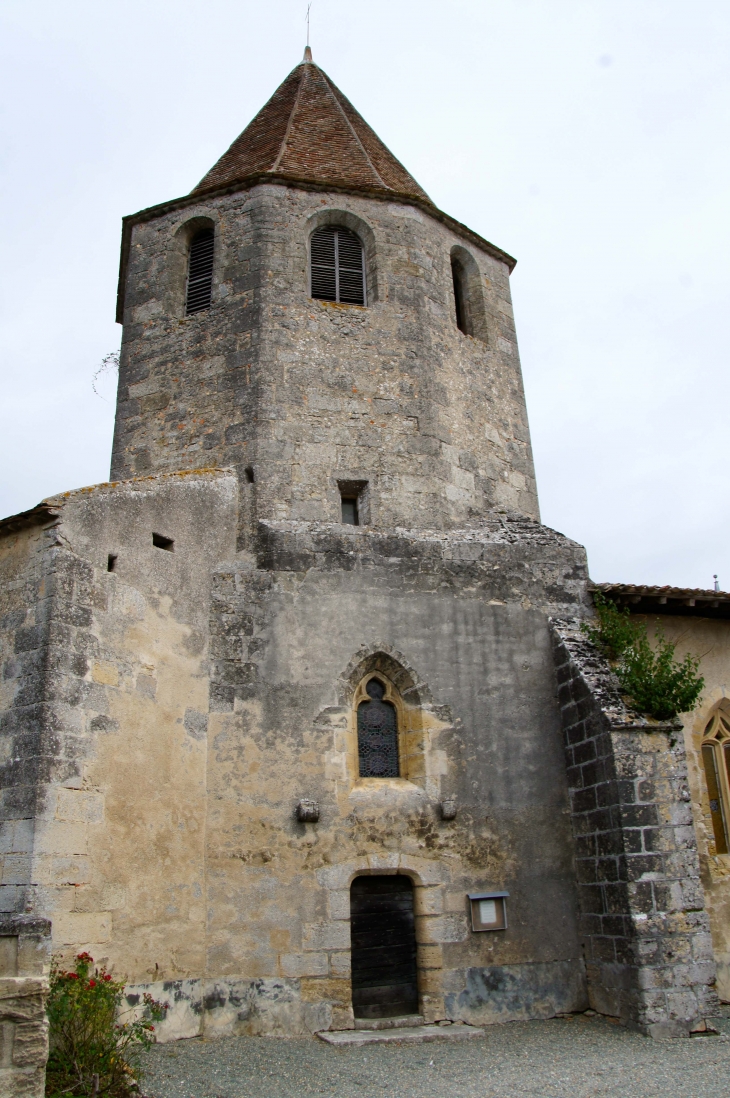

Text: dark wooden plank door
xmin=350 ymin=875 xmax=419 ymax=1019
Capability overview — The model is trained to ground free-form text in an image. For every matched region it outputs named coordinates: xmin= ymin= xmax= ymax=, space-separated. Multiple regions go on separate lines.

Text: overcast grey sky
xmin=1 ymin=1 xmax=728 ymax=588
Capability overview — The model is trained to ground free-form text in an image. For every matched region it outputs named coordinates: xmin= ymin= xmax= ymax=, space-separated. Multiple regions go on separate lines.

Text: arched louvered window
xmin=185 ymin=228 xmax=215 ymax=315
xmin=310 ymin=226 xmax=366 ymax=306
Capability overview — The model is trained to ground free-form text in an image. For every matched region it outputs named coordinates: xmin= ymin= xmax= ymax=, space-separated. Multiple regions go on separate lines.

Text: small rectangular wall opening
xmin=337 ymin=479 xmax=369 ymax=526
xmin=107 ymin=554 xmax=117 ymax=573
xmin=341 ymin=498 xmax=359 ymax=525
xmin=152 ymin=533 xmax=174 ymax=552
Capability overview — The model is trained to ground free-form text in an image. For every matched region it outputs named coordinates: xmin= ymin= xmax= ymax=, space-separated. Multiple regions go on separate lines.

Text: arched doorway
xmin=350 ymin=875 xmax=419 ymax=1019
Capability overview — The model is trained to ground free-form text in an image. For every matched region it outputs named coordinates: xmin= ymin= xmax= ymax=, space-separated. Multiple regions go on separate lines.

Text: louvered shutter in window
xmin=186 ymin=228 xmax=215 ymax=315
xmin=310 ymin=227 xmax=365 ymax=305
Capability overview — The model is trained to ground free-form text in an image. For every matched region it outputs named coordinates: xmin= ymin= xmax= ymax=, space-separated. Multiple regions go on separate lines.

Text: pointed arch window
xmin=357 ymin=678 xmax=399 ymax=777
xmin=310 ymin=226 xmax=366 ymax=306
xmin=185 ymin=228 xmax=215 ymax=315
xmin=702 ymin=711 xmax=730 ymax=854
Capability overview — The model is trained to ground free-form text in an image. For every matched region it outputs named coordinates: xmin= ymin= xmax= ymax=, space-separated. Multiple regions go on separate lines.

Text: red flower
xmin=77 ymin=952 xmax=93 ymax=962
xmin=88 ymin=979 xmax=96 ymax=988
xmin=67 ymin=973 xmax=78 ymax=980
xmin=103 ymin=974 xmax=112 ymax=981
xmin=149 ymin=1026 xmax=154 ymax=1032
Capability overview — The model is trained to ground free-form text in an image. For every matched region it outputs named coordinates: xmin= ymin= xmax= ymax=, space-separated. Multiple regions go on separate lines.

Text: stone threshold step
xmin=355 ymin=1015 xmax=425 ymax=1030
xmin=317 ymin=1025 xmax=485 ymax=1047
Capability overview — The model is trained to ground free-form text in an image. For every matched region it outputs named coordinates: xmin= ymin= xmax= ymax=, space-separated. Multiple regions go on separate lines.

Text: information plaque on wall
xmin=468 ymin=891 xmax=509 ymax=931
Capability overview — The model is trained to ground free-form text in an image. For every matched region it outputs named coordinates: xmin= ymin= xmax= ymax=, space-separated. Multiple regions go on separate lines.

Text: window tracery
xmin=702 ymin=711 xmax=730 ymax=854
xmin=357 ymin=678 xmax=399 ymax=778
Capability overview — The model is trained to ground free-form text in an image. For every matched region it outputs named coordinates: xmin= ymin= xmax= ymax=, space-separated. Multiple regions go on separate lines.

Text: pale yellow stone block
xmin=33 ymin=821 xmax=87 ymax=857
xmin=53 ymin=911 xmax=112 ymax=946
xmin=328 ymin=891 xmax=350 ymax=920
xmin=55 ymin=789 xmax=104 ymax=824
xmin=50 ymin=856 xmax=91 ymax=886
xmin=417 ymin=944 xmax=444 ymax=970
xmin=302 ymin=922 xmax=350 ymax=951
xmin=414 ymin=886 xmax=444 ymax=916
xmin=367 ymin=852 xmax=399 ymax=871
xmin=280 ymin=952 xmax=328 ymax=978
xmin=416 ymin=914 xmax=467 ymax=944
xmin=417 ymin=968 xmax=444 ymax=996
xmin=269 ymin=928 xmax=290 ymax=951
xmin=300 ymin=977 xmax=350 ymax=1005
xmin=92 ymin=661 xmax=118 ymax=686
xmin=445 ymin=891 xmax=468 ymax=913
xmin=399 ymin=855 xmax=449 ymax=886
xmin=329 ymin=951 xmax=351 ymax=977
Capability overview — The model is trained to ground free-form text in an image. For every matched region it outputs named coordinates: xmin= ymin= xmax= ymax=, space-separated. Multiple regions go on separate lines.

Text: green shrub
xmin=46 ymin=953 xmax=168 ymax=1097
xmin=581 ymin=591 xmax=639 ymax=660
xmin=581 ymin=592 xmax=704 ymax=720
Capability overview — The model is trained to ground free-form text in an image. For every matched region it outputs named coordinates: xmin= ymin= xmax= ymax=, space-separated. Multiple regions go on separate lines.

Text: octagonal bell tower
xmin=112 ymin=52 xmax=539 ymax=532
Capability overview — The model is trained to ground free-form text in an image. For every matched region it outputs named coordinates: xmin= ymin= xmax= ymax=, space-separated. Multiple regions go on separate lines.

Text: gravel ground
xmin=140 ymin=1007 xmax=730 ymax=1098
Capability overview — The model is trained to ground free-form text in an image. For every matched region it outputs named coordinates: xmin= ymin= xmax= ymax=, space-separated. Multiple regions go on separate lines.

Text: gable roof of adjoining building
xmin=192 ymin=56 xmax=432 ymax=205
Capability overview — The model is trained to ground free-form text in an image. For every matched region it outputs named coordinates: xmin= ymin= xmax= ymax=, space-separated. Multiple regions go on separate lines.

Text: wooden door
xmin=350 ymin=875 xmax=419 ymax=1019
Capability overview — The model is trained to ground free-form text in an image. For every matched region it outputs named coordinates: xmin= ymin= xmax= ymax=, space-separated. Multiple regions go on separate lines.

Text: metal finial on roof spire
xmin=304 ymin=3 xmax=312 ymax=61
xmin=714 ymin=575 xmax=720 ymax=592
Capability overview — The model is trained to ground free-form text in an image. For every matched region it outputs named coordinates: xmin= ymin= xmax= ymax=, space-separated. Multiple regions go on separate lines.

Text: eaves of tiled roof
xmin=594 ymin=582 xmax=730 ymax=620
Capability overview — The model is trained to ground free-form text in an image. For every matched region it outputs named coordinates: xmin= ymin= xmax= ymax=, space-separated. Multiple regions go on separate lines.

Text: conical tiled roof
xmin=192 ymin=57 xmax=432 ymax=204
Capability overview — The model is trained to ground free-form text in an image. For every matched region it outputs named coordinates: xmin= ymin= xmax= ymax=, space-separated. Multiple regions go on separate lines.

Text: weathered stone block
xmin=280 ymin=952 xmax=328 ymax=978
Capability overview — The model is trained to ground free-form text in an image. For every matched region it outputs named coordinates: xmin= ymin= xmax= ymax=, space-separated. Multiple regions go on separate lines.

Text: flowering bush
xmin=46 ymin=953 xmax=168 ymax=1097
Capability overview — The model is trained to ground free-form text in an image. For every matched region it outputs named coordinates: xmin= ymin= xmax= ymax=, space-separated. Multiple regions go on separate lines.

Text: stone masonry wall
xmin=633 ymin=613 xmax=730 ymax=1002
xmin=551 ymin=620 xmax=718 ymax=1036
xmin=112 ymin=182 xmax=539 ymax=530
xmin=0 ymin=472 xmax=238 ymax=978
xmin=195 ymin=516 xmax=591 ymax=1036
xmin=0 ymin=915 xmax=51 ymax=1098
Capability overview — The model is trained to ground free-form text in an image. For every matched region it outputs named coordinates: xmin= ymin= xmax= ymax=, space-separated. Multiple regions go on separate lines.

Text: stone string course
xmin=551 ymin=620 xmax=719 ymax=1036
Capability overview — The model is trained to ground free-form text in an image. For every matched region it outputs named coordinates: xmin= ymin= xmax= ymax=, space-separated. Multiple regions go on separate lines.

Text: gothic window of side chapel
xmin=702 ymin=711 xmax=730 ymax=854
xmin=357 ymin=678 xmax=399 ymax=778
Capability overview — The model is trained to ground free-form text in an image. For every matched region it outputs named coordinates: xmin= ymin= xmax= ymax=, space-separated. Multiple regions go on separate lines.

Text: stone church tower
xmin=0 ymin=53 xmax=718 ymax=1045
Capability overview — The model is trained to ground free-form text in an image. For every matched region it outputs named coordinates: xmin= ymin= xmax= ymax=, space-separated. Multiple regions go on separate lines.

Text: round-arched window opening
xmin=357 ymin=678 xmax=399 ymax=777
xmin=186 ymin=227 xmax=215 ymax=315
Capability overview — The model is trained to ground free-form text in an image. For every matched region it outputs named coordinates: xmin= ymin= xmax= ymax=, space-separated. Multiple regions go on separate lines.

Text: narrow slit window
xmin=186 ymin=228 xmax=215 ymax=315
xmin=310 ymin=227 xmax=366 ymax=306
xmin=341 ymin=497 xmax=359 ymax=525
xmin=152 ymin=533 xmax=174 ymax=552
xmin=451 ymin=256 xmax=468 ymax=334
xmin=107 ymin=554 xmax=117 ymax=573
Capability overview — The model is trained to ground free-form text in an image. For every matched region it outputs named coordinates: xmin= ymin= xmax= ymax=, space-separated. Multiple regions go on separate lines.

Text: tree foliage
xmin=581 ymin=592 xmax=704 ymax=721
xmin=46 ymin=953 xmax=167 ymax=1097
